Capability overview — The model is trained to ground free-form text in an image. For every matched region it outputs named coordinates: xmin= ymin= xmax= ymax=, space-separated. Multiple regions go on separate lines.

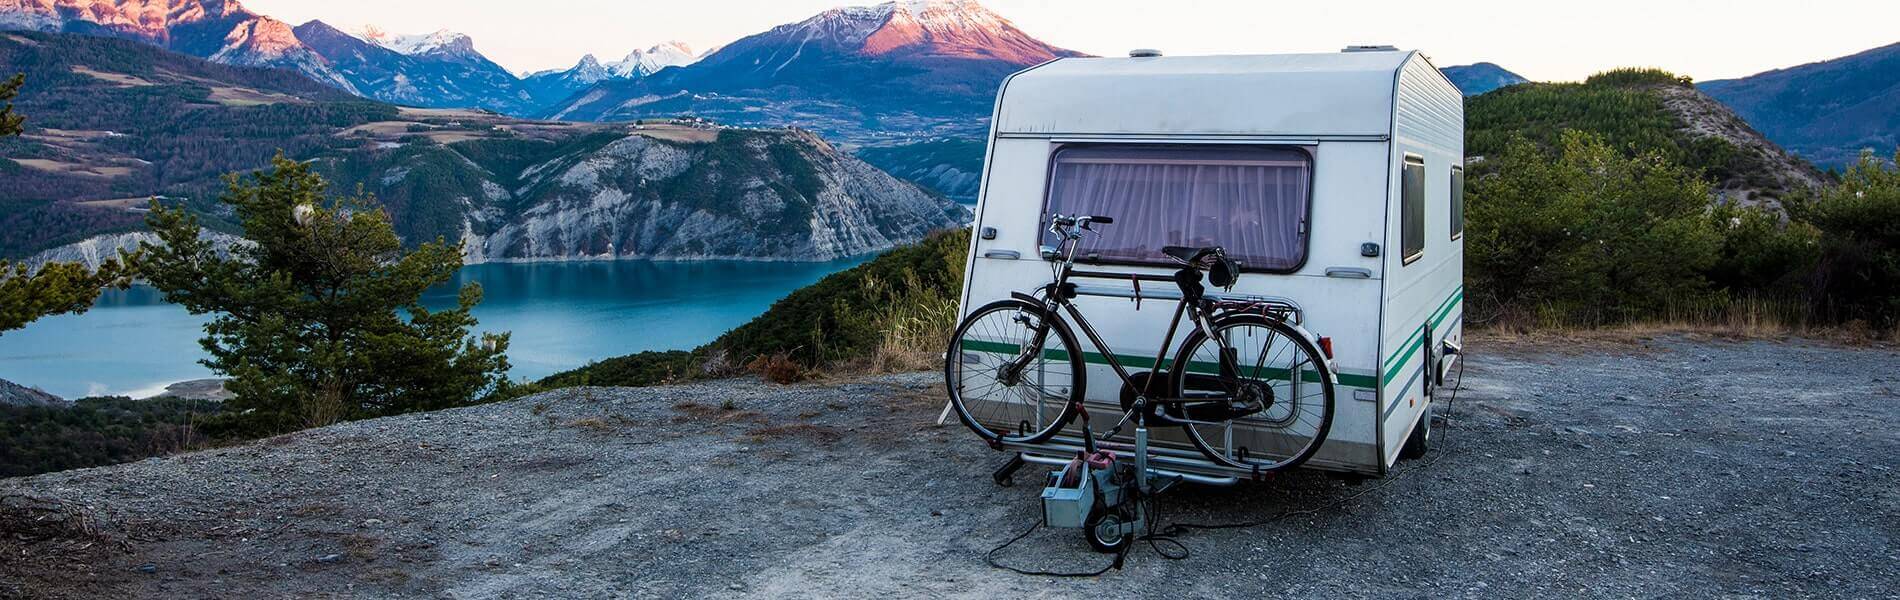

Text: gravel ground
xmin=2 ymin=333 xmax=1896 ymax=599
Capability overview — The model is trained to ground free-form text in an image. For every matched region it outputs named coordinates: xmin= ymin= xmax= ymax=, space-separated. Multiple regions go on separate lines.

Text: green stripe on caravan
xmin=1380 ymin=287 xmax=1464 ymax=386
xmin=958 ymin=339 xmax=1380 ymax=389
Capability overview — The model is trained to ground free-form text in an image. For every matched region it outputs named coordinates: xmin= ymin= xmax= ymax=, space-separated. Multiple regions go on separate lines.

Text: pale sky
xmin=245 ymin=0 xmax=1900 ymax=82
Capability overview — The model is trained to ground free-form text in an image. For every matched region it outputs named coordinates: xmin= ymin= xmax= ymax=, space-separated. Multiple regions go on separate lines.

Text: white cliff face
xmin=460 ymin=129 xmax=968 ymax=263
xmin=25 ymin=230 xmax=246 ymax=270
xmin=24 ymin=129 xmax=968 ymax=267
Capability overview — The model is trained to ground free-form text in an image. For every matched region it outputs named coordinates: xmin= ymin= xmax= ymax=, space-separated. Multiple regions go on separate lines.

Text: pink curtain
xmin=1044 ymin=145 xmax=1312 ymax=272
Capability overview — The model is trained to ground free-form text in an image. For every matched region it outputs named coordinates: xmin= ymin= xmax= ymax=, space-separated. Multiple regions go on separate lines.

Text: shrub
xmin=1466 ymin=131 xmax=1723 ymax=325
xmin=1790 ymin=150 xmax=1900 ymax=327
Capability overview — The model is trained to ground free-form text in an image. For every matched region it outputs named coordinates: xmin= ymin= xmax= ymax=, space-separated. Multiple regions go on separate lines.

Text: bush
xmin=0 ymin=397 xmax=223 ymax=478
xmin=1467 ymin=131 xmax=1723 ymax=325
xmin=1791 ymin=150 xmax=1900 ymax=327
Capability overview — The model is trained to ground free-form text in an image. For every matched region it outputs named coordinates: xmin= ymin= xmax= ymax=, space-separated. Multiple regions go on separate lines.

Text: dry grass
xmin=746 ymin=352 xmax=807 ymax=384
xmin=13 ymin=158 xmax=133 ymax=178
xmin=1476 ymin=293 xmax=1896 ymax=348
xmin=70 ymin=65 xmax=153 ymax=87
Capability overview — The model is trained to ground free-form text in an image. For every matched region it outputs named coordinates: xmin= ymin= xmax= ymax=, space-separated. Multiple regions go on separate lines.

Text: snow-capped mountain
xmin=545 ymin=0 xmax=1085 ymax=140
xmin=0 ymin=0 xmax=347 ymax=88
xmin=293 ymin=20 xmax=534 ymax=113
xmin=357 ymin=26 xmax=476 ymax=57
xmin=606 ymin=41 xmax=695 ymax=77
xmin=0 ymin=0 xmax=548 ymax=113
xmin=522 ymin=41 xmax=698 ymax=106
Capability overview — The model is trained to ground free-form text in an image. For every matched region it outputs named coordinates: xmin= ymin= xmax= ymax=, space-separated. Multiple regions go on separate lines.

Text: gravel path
xmin=2 ymin=334 xmax=1896 ymax=598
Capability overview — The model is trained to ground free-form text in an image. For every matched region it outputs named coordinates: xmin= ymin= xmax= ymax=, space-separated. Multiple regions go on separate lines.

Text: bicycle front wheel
xmin=944 ymin=299 xmax=1086 ymax=445
xmin=1168 ymin=313 xmax=1335 ymax=473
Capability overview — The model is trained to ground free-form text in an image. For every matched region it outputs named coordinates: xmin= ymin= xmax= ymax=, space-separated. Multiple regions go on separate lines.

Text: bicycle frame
xmin=1002 ymin=218 xmax=1243 ymax=455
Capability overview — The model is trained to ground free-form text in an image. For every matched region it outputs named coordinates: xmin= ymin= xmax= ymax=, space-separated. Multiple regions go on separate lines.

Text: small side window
xmin=1450 ymin=166 xmax=1465 ymax=240
xmin=1401 ymin=155 xmax=1425 ymax=264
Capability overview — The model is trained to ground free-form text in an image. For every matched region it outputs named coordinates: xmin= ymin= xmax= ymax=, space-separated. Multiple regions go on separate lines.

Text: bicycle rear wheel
xmin=1168 ymin=313 xmax=1334 ymax=473
xmin=944 ymin=299 xmax=1086 ymax=445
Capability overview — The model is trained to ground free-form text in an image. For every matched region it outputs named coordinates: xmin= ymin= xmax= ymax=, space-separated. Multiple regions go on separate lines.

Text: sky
xmin=243 ymin=0 xmax=1900 ymax=81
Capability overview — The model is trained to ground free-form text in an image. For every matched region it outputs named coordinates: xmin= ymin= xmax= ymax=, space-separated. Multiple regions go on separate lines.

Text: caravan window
xmin=1450 ymin=166 xmax=1465 ymax=240
xmin=1042 ymin=145 xmax=1313 ymax=272
xmin=1401 ymin=155 xmax=1425 ymax=264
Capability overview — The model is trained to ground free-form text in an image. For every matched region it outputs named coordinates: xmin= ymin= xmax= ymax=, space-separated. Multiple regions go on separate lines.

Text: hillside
xmin=1441 ymin=62 xmax=1529 ymax=95
xmin=2 ymin=32 xmax=968 ymax=262
xmin=0 ymin=0 xmax=545 ymax=114
xmin=542 ymin=0 xmax=1084 ymax=142
xmin=1700 ymin=42 xmax=1900 ymax=169
xmin=855 ymin=138 xmax=984 ymax=202
xmin=1467 ymin=69 xmax=1827 ymax=209
xmin=0 ymin=30 xmax=393 ymax=256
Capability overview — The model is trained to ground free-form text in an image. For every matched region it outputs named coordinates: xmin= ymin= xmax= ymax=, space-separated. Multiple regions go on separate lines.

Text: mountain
xmin=1467 ymin=68 xmax=1826 ymax=210
xmin=1 ymin=31 xmax=966 ymax=263
xmin=1700 ymin=42 xmax=1900 ymax=169
xmin=606 ymin=41 xmax=695 ymax=78
xmin=291 ymin=20 xmax=536 ymax=114
xmin=520 ymin=42 xmax=697 ymax=108
xmin=855 ymin=138 xmax=983 ymax=203
xmin=1442 ymin=62 xmax=1529 ymax=96
xmin=0 ymin=0 xmax=543 ymax=113
xmin=0 ymin=30 xmax=383 ymax=257
xmin=0 ymin=0 xmax=350 ymax=88
xmin=543 ymin=0 xmax=1085 ymax=142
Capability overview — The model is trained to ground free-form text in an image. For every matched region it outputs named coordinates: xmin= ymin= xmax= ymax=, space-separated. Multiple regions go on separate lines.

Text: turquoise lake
xmin=0 ymin=258 xmax=868 ymax=399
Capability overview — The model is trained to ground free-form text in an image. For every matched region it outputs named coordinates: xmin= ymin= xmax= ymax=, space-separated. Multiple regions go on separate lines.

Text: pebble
xmin=317 ymin=554 xmax=343 ymax=564
xmin=134 ymin=564 xmax=157 ymax=574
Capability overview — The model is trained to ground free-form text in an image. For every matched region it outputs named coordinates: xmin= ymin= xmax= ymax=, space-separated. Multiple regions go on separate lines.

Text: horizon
xmin=238 ymin=0 xmax=1900 ymax=82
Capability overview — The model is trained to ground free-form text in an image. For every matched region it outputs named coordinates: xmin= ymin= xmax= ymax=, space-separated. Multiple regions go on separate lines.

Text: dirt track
xmin=3 ymin=334 xmax=1897 ymax=598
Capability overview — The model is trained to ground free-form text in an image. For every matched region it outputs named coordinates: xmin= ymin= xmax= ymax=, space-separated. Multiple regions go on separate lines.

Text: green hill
xmin=1466 ymin=68 xmax=1827 ymax=207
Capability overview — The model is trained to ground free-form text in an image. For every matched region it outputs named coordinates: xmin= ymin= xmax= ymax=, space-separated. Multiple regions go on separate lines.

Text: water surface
xmin=0 ymin=258 xmax=866 ymax=399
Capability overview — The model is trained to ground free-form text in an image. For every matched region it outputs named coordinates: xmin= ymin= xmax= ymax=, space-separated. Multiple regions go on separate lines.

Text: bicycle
xmin=945 ymin=213 xmax=1336 ymax=478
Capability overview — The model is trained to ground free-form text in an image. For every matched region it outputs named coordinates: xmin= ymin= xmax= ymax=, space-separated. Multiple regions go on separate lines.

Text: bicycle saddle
xmin=1163 ymin=246 xmax=1243 ymax=290
xmin=1162 ymin=245 xmax=1222 ymax=266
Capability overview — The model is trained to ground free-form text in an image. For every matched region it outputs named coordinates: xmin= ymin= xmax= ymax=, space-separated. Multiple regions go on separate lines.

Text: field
xmin=2 ymin=334 xmax=1895 ymax=598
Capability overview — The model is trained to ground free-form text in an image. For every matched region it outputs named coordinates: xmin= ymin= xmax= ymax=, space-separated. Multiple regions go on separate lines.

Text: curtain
xmin=1044 ymin=145 xmax=1313 ymax=271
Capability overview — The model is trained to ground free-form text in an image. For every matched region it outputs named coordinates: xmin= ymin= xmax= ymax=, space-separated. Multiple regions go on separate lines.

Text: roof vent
xmin=1342 ymin=45 xmax=1399 ymax=53
xmin=1128 ymin=48 xmax=1163 ymax=58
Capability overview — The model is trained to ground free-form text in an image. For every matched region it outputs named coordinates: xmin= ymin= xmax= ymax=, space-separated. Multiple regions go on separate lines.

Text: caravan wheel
xmin=1401 ymin=407 xmax=1432 ymax=459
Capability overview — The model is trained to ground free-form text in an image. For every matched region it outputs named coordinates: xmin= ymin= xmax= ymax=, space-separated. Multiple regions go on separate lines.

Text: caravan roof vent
xmin=1342 ymin=45 xmax=1399 ymax=53
xmin=1128 ymin=48 xmax=1163 ymax=58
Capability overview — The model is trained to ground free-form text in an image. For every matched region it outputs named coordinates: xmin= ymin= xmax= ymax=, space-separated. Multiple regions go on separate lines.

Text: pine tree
xmin=139 ymin=155 xmax=511 ymax=431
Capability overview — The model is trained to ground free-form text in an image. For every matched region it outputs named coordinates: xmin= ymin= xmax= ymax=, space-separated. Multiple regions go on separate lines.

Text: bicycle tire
xmin=944 ymin=298 xmax=1087 ymax=445
xmin=1167 ymin=313 xmax=1335 ymax=473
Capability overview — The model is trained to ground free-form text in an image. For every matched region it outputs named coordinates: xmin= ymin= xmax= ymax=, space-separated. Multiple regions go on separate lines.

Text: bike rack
xmin=993 ymin=432 xmax=1247 ymax=487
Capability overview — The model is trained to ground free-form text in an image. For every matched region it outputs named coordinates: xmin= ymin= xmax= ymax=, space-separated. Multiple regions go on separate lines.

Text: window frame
xmin=1035 ymin=143 xmax=1319 ymax=275
xmin=1400 ymin=153 xmax=1426 ymax=266
xmin=1449 ymin=165 xmax=1465 ymax=241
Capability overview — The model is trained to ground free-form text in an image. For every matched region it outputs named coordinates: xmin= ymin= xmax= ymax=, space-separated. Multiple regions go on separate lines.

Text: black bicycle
xmin=945 ymin=214 xmax=1335 ymax=474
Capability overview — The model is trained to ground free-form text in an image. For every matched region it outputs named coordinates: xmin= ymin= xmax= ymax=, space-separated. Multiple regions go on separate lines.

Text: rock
xmin=317 ymin=553 xmax=342 ymax=563
xmin=0 ymin=378 xmax=65 ymax=408
xmin=134 ymin=563 xmax=157 ymax=574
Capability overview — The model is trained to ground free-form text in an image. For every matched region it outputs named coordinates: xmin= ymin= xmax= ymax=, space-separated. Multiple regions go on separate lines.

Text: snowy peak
xmin=773 ymin=0 xmax=1074 ymax=64
xmin=606 ymin=41 xmax=696 ymax=78
xmin=357 ymin=26 xmax=478 ymax=58
xmin=569 ymin=53 xmax=610 ymax=83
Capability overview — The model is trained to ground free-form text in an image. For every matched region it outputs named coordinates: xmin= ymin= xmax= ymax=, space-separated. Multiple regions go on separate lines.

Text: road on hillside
xmin=3 ymin=334 xmax=1896 ymax=598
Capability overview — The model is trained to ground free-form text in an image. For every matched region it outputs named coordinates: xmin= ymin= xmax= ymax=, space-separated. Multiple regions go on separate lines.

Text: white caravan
xmin=954 ymin=48 xmax=1465 ymax=477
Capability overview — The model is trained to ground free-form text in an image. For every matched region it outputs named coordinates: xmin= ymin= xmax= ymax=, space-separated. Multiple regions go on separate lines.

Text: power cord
xmin=986 ymin=357 xmax=1468 ymax=575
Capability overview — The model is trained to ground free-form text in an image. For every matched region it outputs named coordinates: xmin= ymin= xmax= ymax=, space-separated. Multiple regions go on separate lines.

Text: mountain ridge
xmin=1700 ymin=42 xmax=1900 ymax=168
xmin=0 ymin=31 xmax=968 ymax=262
xmin=542 ymin=0 xmax=1085 ymax=142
